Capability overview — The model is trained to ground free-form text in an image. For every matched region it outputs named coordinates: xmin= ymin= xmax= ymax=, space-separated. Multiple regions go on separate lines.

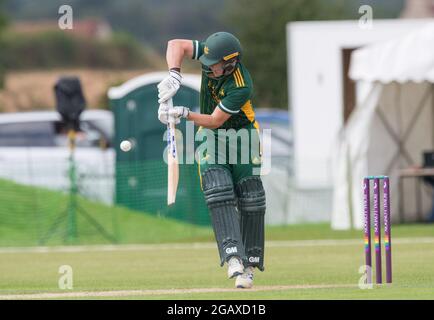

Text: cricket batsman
xmin=157 ymin=32 xmax=266 ymax=289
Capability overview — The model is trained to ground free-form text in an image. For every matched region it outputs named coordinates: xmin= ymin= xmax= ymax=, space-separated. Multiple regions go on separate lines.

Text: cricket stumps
xmin=363 ymin=176 xmax=392 ymax=284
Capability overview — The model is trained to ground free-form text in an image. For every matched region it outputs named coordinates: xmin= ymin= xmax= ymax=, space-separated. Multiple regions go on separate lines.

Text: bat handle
xmin=166 ymin=98 xmax=175 ymax=125
xmin=167 ymin=98 xmax=174 ymax=109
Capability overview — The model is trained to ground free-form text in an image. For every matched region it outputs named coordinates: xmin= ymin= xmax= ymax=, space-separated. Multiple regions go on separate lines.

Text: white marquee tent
xmin=332 ymin=22 xmax=434 ymax=230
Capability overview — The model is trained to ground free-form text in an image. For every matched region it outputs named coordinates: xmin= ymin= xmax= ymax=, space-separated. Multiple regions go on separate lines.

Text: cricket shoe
xmin=235 ymin=266 xmax=254 ymax=289
xmin=227 ymin=256 xmax=244 ymax=279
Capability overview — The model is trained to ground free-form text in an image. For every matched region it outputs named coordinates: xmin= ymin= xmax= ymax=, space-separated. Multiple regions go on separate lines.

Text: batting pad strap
xmin=203 ymin=186 xmax=235 ymax=207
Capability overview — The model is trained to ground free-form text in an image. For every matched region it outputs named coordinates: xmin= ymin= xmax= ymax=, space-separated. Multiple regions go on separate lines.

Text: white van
xmin=0 ymin=110 xmax=115 ymax=204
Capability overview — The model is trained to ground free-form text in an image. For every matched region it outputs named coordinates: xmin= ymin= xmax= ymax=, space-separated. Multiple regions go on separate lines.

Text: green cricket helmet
xmin=199 ymin=32 xmax=242 ymax=69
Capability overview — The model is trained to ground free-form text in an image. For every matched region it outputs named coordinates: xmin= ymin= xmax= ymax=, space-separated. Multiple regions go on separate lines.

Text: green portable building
xmin=108 ymin=72 xmax=209 ymax=225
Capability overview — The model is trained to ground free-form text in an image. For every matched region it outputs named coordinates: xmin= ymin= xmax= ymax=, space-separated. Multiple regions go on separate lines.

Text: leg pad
xmin=202 ymin=167 xmax=246 ymax=266
xmin=235 ymin=176 xmax=266 ymax=271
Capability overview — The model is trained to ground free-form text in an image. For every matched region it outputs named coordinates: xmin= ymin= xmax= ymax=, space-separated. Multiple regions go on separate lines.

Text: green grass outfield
xmin=0 ymin=224 xmax=434 ymax=300
xmin=0 ymin=178 xmax=212 ymax=246
xmin=1 ymin=178 xmax=434 ymax=299
xmin=1 ymin=177 xmax=434 ymax=246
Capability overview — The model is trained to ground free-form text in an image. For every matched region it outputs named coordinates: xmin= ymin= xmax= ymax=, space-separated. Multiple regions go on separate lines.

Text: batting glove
xmin=157 ymin=70 xmax=182 ymax=104
xmin=158 ymin=103 xmax=182 ymax=125
xmin=168 ymin=106 xmax=190 ymax=122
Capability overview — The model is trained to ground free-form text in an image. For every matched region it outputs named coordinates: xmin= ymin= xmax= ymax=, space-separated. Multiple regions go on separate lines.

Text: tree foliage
xmin=1 ymin=31 xmax=156 ymax=70
xmin=0 ymin=0 xmax=6 ymax=31
xmin=0 ymin=0 xmax=8 ymax=88
xmin=5 ymin=0 xmax=228 ymax=51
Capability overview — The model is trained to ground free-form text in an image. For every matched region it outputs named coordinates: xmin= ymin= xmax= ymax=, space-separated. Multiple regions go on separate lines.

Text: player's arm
xmin=187 ymin=86 xmax=250 ymax=128
xmin=187 ymin=108 xmax=231 ymax=129
xmin=157 ymin=39 xmax=195 ymax=104
xmin=160 ymin=104 xmax=231 ymax=129
xmin=165 ymin=86 xmax=250 ymax=128
xmin=166 ymin=39 xmax=195 ymax=69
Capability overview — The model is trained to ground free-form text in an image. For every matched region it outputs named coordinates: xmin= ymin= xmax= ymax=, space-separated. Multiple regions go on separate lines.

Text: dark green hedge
xmin=0 ymin=30 xmax=154 ymax=70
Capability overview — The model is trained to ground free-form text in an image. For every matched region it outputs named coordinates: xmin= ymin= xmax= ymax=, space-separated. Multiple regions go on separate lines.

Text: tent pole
xmin=396 ymin=83 xmax=402 ymax=169
xmin=432 ymin=83 xmax=434 ymax=149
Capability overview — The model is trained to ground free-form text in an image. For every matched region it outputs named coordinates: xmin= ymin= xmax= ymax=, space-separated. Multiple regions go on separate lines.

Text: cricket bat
xmin=166 ymin=98 xmax=179 ymax=205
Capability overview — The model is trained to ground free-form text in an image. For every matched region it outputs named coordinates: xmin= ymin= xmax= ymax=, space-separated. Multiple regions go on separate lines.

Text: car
xmin=0 ymin=110 xmax=115 ymax=204
xmin=254 ymin=108 xmax=293 ymax=172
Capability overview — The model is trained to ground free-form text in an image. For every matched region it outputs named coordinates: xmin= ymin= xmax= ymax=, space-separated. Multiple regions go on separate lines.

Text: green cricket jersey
xmin=192 ymin=40 xmax=258 ymax=130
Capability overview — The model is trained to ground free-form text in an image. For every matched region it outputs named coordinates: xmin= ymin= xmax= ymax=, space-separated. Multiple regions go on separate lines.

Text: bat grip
xmin=166 ymin=98 xmax=175 ymax=125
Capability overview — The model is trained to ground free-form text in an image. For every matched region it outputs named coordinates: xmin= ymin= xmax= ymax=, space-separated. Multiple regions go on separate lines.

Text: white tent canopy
xmin=350 ymin=22 xmax=434 ymax=83
xmin=332 ymin=22 xmax=434 ymax=230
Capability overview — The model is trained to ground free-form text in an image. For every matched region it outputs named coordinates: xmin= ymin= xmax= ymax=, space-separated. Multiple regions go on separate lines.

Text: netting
xmin=115 ymin=159 xmax=209 ymax=224
xmin=0 ymin=146 xmax=338 ymax=247
xmin=0 ymin=157 xmax=211 ymax=247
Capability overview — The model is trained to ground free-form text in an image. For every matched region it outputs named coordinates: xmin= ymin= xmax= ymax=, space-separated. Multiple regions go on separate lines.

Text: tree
xmin=0 ymin=0 xmax=8 ymax=89
xmin=5 ymin=0 xmax=227 ymax=52
xmin=225 ymin=0 xmax=347 ymax=109
xmin=0 ymin=0 xmax=6 ymax=30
